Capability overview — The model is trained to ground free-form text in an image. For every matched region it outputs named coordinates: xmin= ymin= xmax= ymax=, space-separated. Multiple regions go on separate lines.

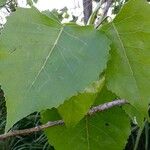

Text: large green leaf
xmin=0 ymin=8 xmax=110 ymax=131
xmin=102 ymin=0 xmax=150 ymax=121
xmin=41 ymin=107 xmax=130 ymax=150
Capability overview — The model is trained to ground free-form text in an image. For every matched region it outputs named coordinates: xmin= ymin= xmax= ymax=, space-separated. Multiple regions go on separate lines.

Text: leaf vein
xmin=112 ymin=22 xmax=141 ymax=99
xmin=29 ymin=26 xmax=64 ymax=89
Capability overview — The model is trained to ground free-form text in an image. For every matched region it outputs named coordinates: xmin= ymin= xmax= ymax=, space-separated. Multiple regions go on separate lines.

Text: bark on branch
xmin=83 ymin=0 xmax=92 ymax=24
xmin=0 ymin=99 xmax=128 ymax=140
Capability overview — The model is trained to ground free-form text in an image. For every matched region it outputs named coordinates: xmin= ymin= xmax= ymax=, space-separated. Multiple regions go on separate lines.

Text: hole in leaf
xmin=105 ymin=123 xmax=109 ymax=126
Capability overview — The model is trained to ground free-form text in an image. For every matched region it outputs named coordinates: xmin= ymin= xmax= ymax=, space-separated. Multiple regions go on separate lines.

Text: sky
xmin=35 ymin=0 xmax=82 ymax=11
xmin=17 ymin=0 xmax=84 ymax=24
xmin=0 ymin=0 xmax=112 ymax=25
xmin=0 ymin=0 xmax=84 ymax=24
xmin=36 ymin=0 xmax=84 ymax=21
xmin=17 ymin=0 xmax=83 ymax=15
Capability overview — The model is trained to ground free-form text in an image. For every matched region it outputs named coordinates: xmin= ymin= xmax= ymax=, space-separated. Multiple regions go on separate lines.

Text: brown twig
xmin=0 ymin=99 xmax=128 ymax=140
xmin=0 ymin=120 xmax=64 ymax=140
xmin=88 ymin=99 xmax=128 ymax=115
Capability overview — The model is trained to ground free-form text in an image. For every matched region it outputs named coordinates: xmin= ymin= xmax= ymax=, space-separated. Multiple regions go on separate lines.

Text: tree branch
xmin=88 ymin=99 xmax=128 ymax=115
xmin=0 ymin=99 xmax=128 ymax=140
xmin=83 ymin=0 xmax=92 ymax=24
xmin=95 ymin=0 xmax=113 ymax=28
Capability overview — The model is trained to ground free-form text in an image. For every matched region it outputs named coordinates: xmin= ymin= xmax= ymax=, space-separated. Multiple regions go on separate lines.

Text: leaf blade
xmin=0 ymin=8 xmax=110 ymax=130
xmin=102 ymin=0 xmax=150 ymax=122
xmin=41 ymin=107 xmax=130 ymax=150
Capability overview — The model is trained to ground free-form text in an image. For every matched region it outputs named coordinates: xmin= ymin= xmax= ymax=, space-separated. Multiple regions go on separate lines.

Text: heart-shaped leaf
xmin=0 ymin=8 xmax=110 ymax=131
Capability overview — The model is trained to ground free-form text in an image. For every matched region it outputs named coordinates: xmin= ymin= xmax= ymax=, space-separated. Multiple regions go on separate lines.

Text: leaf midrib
xmin=111 ymin=22 xmax=141 ymax=100
xmin=85 ymin=116 xmax=90 ymax=150
xmin=29 ymin=26 xmax=64 ymax=89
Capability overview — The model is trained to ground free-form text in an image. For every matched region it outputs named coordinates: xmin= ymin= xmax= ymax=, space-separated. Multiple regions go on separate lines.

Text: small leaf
xmin=41 ymin=107 xmax=130 ymax=150
xmin=33 ymin=0 xmax=38 ymax=3
xmin=0 ymin=8 xmax=110 ymax=131
xmin=0 ymin=0 xmax=6 ymax=5
xmin=94 ymin=84 xmax=118 ymax=105
xmin=42 ymin=9 xmax=62 ymax=23
xmin=58 ymin=77 xmax=105 ymax=127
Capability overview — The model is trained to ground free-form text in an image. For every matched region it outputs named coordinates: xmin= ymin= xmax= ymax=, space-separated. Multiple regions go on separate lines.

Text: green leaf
xmin=0 ymin=8 xmax=110 ymax=131
xmin=27 ymin=0 xmax=33 ymax=6
xmin=41 ymin=107 xmax=130 ymax=150
xmin=94 ymin=84 xmax=118 ymax=105
xmin=102 ymin=0 xmax=150 ymax=122
xmin=42 ymin=9 xmax=62 ymax=23
xmin=58 ymin=77 xmax=105 ymax=127
xmin=0 ymin=0 xmax=6 ymax=5
xmin=33 ymin=0 xmax=38 ymax=3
